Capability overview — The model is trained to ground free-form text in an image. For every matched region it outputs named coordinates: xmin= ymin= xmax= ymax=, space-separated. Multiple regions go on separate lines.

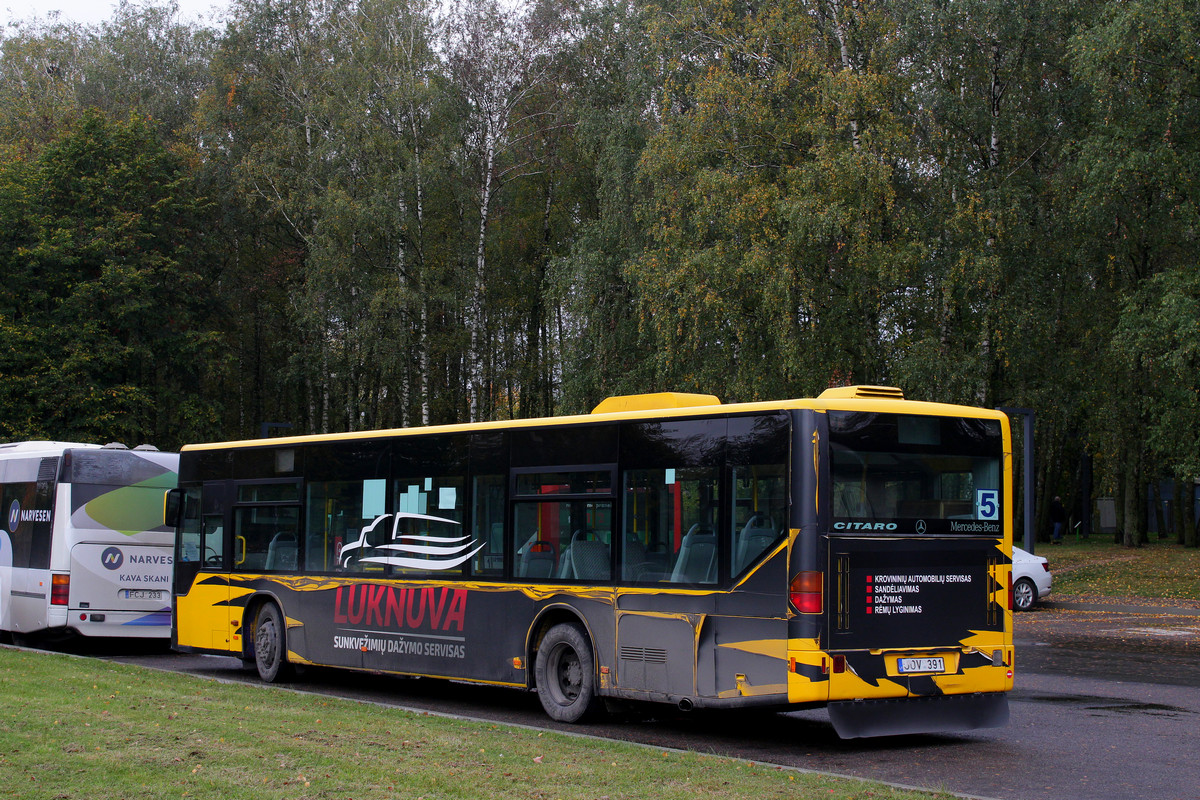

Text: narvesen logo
xmin=833 ymin=522 xmax=898 ymax=531
xmin=8 ymin=501 xmax=52 ymax=531
xmin=101 ymin=546 xmax=125 ymax=570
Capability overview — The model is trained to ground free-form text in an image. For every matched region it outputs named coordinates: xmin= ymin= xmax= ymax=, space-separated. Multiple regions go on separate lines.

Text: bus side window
xmin=471 ymin=475 xmax=505 ymax=577
xmin=234 ymin=506 xmax=300 ymax=571
xmin=623 ymin=468 xmax=719 ymax=584
xmin=1 ymin=482 xmax=34 ymax=568
xmin=390 ymin=475 xmax=467 ymax=578
xmin=202 ymin=515 xmax=224 ymax=567
xmin=178 ymin=487 xmax=202 ymax=563
xmin=622 ymin=470 xmax=664 ymax=581
xmin=307 ymin=480 xmax=373 ymax=573
xmin=730 ymin=464 xmax=786 ymax=576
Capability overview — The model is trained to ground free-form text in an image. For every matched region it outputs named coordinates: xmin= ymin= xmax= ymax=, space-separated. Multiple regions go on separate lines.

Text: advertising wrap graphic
xmin=339 ymin=512 xmax=484 ymax=570
xmin=330 ymin=584 xmax=469 ymax=660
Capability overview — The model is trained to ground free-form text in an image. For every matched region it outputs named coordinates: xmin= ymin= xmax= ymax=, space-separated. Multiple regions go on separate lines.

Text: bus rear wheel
xmin=253 ymin=603 xmax=292 ymax=682
xmin=535 ymin=622 xmax=601 ymax=723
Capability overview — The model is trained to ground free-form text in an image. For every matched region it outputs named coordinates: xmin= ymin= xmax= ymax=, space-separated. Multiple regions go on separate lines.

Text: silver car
xmin=1012 ymin=546 xmax=1053 ymax=611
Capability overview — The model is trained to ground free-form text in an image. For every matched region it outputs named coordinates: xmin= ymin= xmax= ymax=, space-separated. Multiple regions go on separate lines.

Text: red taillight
xmin=790 ymin=571 xmax=823 ymax=613
xmin=1042 ymin=563 xmax=1050 ymax=573
xmin=51 ymin=574 xmax=70 ymax=606
xmin=1007 ymin=574 xmax=1014 ymax=610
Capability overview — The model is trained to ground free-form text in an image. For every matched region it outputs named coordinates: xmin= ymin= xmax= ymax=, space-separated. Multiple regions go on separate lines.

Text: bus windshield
xmin=828 ymin=411 xmax=1003 ymax=536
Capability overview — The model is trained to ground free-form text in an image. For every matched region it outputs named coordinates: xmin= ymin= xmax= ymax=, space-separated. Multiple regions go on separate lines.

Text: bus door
xmin=2 ymin=458 xmax=57 ymax=633
xmin=230 ymin=481 xmax=302 ymax=654
xmin=174 ymin=482 xmax=235 ymax=651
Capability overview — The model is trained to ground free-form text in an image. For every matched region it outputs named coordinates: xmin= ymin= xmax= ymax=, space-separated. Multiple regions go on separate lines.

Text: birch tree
xmin=444 ymin=0 xmax=565 ymax=420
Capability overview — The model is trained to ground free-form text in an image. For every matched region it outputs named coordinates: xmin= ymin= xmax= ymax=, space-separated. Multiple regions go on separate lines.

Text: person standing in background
xmin=1050 ymin=496 xmax=1067 ymax=544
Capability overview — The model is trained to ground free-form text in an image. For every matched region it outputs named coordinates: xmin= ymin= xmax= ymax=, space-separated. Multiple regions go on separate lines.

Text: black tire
xmin=534 ymin=622 xmax=601 ymax=723
xmin=253 ymin=603 xmax=292 ymax=682
xmin=1013 ymin=578 xmax=1037 ymax=612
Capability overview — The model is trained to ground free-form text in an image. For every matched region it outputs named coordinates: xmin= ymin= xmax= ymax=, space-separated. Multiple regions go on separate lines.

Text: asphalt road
xmin=95 ymin=599 xmax=1200 ymax=800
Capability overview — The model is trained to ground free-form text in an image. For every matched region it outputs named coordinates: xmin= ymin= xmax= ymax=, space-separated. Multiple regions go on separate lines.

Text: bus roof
xmin=0 ymin=441 xmax=102 ymax=457
xmin=0 ymin=442 xmax=166 ymax=457
xmin=181 ymin=387 xmax=1011 ymax=453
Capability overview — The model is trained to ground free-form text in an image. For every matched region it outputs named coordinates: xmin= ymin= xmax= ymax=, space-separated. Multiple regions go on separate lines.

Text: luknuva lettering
xmin=333 ymin=584 xmax=467 ymax=632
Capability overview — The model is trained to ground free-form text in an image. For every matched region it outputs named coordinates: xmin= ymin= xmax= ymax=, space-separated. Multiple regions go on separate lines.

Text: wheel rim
xmin=550 ymin=643 xmax=582 ymax=704
xmin=1015 ymin=581 xmax=1034 ymax=609
xmin=256 ymin=615 xmax=278 ymax=667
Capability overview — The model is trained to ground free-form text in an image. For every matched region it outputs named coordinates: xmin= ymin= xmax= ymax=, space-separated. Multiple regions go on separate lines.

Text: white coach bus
xmin=1 ymin=441 xmax=178 ymax=643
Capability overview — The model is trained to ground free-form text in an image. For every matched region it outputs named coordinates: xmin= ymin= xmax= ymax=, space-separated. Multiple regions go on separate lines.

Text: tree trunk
xmin=470 ymin=140 xmax=496 ymax=423
xmin=1187 ymin=478 xmax=1199 ymax=548
xmin=1121 ymin=453 xmax=1140 ymax=548
xmin=1139 ymin=474 xmax=1151 ymax=545
xmin=1147 ymin=484 xmax=1166 ymax=542
xmin=1174 ymin=480 xmax=1187 ymax=545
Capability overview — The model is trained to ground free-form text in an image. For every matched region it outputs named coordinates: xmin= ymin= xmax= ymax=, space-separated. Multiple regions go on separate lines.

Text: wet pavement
xmin=1015 ymin=594 xmax=1200 ymax=686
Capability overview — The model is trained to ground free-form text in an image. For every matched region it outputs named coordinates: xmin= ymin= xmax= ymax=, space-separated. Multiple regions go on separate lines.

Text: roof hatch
xmin=591 ymin=392 xmax=722 ymax=415
xmin=818 ymin=385 xmax=906 ymax=400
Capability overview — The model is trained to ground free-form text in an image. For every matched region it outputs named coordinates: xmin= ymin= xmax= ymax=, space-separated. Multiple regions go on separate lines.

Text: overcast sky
xmin=4 ymin=0 xmax=231 ymax=27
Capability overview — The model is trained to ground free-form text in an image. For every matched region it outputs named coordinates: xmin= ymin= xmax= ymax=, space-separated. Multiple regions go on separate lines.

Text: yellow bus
xmin=170 ymin=386 xmax=1013 ymax=738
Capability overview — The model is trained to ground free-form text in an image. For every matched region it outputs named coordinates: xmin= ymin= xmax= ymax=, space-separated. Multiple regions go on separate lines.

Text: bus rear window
xmin=828 ymin=412 xmax=1003 ymax=536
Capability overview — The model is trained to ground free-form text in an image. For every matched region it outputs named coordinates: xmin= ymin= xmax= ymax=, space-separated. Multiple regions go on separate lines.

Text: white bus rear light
xmin=51 ymin=574 xmax=69 ymax=606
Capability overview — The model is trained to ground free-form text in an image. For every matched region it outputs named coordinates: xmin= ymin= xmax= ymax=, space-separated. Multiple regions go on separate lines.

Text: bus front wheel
xmin=535 ymin=622 xmax=601 ymax=723
xmin=253 ymin=603 xmax=292 ymax=682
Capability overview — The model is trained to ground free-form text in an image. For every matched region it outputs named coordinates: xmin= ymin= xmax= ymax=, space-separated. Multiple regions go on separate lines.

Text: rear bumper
xmin=828 ymin=692 xmax=1010 ymax=738
xmin=63 ymin=608 xmax=172 ymax=638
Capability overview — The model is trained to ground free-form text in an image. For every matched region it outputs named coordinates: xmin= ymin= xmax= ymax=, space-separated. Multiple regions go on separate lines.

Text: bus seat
xmin=265 ymin=532 xmax=297 ymax=571
xmin=735 ymin=514 xmax=777 ymax=573
xmin=559 ymin=529 xmax=609 ymax=580
xmin=670 ymin=525 xmax=716 ymax=583
xmin=570 ymin=540 xmax=610 ymax=580
xmin=622 ymin=536 xmax=650 ymax=580
xmin=517 ymin=540 xmax=556 ymax=578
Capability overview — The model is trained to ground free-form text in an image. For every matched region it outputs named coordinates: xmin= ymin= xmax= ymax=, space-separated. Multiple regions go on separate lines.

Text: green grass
xmin=0 ymin=646 xmax=950 ymax=800
xmin=1040 ymin=537 xmax=1200 ymax=603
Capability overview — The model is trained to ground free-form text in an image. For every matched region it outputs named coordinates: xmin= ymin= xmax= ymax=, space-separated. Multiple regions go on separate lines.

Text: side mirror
xmin=163 ymin=488 xmax=182 ymax=529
